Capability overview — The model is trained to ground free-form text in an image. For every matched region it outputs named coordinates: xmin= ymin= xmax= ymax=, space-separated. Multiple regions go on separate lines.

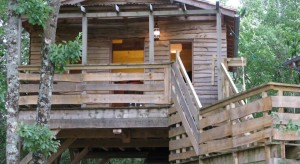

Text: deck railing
xmin=18 ymin=63 xmax=172 ymax=107
xmin=199 ymin=82 xmax=300 ymax=155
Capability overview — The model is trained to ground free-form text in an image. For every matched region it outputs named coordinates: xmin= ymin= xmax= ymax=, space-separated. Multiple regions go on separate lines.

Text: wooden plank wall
xmin=28 ymin=18 xmax=226 ymax=107
xmin=201 ymin=145 xmax=281 ymax=164
xmin=30 ymin=31 xmax=42 ymax=65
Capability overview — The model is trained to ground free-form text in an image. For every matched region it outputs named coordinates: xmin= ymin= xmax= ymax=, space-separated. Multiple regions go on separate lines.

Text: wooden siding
xmin=28 ymin=18 xmax=226 ymax=106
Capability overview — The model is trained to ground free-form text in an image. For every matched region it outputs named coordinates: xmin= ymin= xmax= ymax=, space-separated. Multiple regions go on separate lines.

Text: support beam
xmin=70 ymin=138 xmax=169 ymax=148
xmin=22 ymin=118 xmax=168 ymax=129
xmin=149 ymin=14 xmax=154 ymax=64
xmin=47 ymin=138 xmax=77 ymax=164
xmin=85 ymin=152 xmax=149 ymax=159
xmin=56 ymin=10 xmax=217 ymax=18
xmin=216 ymin=7 xmax=222 ymax=100
xmin=174 ymin=0 xmax=235 ymax=17
xmin=71 ymin=147 xmax=89 ymax=164
xmin=56 ymin=128 xmax=168 ymax=139
xmin=82 ymin=13 xmax=87 ymax=65
xmin=20 ymin=153 xmax=32 ymax=164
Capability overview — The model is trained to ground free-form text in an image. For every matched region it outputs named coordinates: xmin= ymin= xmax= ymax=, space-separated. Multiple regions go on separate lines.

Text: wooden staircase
xmin=169 ymin=52 xmax=202 ymax=163
xmin=169 ymin=54 xmax=300 ymax=164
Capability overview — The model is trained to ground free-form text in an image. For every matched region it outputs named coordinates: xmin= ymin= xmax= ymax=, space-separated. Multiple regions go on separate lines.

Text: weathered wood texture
xmin=29 ymin=19 xmax=226 ymax=107
xmin=198 ymin=83 xmax=300 ymax=156
xmin=168 ymin=54 xmax=205 ymax=163
xmin=19 ymin=64 xmax=171 ymax=106
xmin=201 ymin=145 xmax=281 ymax=164
xmin=19 ymin=107 xmax=169 ymax=129
xmin=168 ymin=106 xmax=198 ymax=163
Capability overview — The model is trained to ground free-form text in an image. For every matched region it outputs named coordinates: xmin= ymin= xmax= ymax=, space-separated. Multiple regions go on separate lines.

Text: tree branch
xmin=0 ymin=55 xmax=5 ymax=63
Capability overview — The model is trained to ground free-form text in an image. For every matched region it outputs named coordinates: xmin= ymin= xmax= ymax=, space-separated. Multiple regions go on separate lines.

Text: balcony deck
xmin=18 ymin=61 xmax=300 ymax=163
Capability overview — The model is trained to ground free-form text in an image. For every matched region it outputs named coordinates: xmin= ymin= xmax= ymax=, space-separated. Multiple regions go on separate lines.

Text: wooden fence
xmin=18 ymin=63 xmax=171 ymax=107
xmin=199 ymin=82 xmax=300 ymax=156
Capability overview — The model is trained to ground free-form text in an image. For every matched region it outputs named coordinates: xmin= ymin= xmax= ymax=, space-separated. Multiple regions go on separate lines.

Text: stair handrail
xmin=220 ymin=62 xmax=245 ymax=105
xmin=176 ymin=52 xmax=202 ymax=109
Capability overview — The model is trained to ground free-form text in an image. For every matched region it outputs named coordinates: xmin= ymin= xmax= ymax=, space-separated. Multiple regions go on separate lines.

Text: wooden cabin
xmin=18 ymin=0 xmax=300 ymax=163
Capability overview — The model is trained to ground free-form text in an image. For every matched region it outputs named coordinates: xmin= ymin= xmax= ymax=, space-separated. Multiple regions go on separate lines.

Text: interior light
xmin=170 ymin=44 xmax=182 ymax=53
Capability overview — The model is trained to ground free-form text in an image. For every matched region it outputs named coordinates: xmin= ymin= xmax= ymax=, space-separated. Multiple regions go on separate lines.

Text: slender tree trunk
xmin=33 ymin=0 xmax=61 ymax=163
xmin=5 ymin=0 xmax=20 ymax=163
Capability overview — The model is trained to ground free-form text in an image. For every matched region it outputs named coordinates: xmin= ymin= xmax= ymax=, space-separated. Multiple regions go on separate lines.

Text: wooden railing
xmin=170 ymin=52 xmax=202 ymax=155
xmin=221 ymin=62 xmax=251 ymax=122
xmin=18 ymin=63 xmax=172 ymax=107
xmin=198 ymin=82 xmax=300 ymax=155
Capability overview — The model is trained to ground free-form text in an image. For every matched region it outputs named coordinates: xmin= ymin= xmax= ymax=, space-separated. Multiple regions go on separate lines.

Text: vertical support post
xmin=164 ymin=65 xmax=171 ymax=104
xmin=82 ymin=13 xmax=88 ymax=108
xmin=216 ymin=10 xmax=222 ymax=100
xmin=17 ymin=18 xmax=22 ymax=65
xmin=262 ymin=92 xmax=271 ymax=163
xmin=149 ymin=14 xmax=154 ymax=64
xmin=277 ymin=90 xmax=286 ymax=159
xmin=232 ymin=152 xmax=238 ymax=164
xmin=82 ymin=13 xmax=88 ymax=65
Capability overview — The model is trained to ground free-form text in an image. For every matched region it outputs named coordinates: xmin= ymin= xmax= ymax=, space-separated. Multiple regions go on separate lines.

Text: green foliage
xmin=15 ymin=0 xmax=52 ymax=28
xmin=49 ymin=33 xmax=82 ymax=73
xmin=272 ymin=112 xmax=300 ymax=135
xmin=0 ymin=2 xmax=7 ymax=163
xmin=236 ymin=0 xmax=300 ymax=89
xmin=107 ymin=158 xmax=145 ymax=164
xmin=17 ymin=123 xmax=60 ymax=157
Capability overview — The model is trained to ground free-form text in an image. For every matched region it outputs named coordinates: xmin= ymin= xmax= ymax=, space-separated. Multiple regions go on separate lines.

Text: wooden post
xmin=264 ymin=139 xmax=271 ymax=164
xmin=47 ymin=138 xmax=76 ymax=164
xmin=175 ymin=123 xmax=181 ymax=164
xmin=82 ymin=13 xmax=87 ymax=65
xmin=216 ymin=10 xmax=222 ymax=100
xmin=17 ymin=18 xmax=22 ymax=65
xmin=81 ymin=13 xmax=88 ymax=108
xmin=232 ymin=152 xmax=238 ymax=164
xmin=149 ymin=14 xmax=154 ymax=64
xmin=20 ymin=153 xmax=32 ymax=164
xmin=262 ymin=92 xmax=271 ymax=163
xmin=71 ymin=147 xmax=89 ymax=164
xmin=277 ymin=90 xmax=286 ymax=159
xmin=164 ymin=65 xmax=171 ymax=104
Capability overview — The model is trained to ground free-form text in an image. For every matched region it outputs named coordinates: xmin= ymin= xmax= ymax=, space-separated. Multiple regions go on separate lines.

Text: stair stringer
xmin=168 ymin=105 xmax=199 ymax=163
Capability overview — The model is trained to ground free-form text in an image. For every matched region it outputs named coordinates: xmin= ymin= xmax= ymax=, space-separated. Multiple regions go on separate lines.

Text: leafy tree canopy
xmin=237 ymin=0 xmax=300 ymax=88
xmin=15 ymin=0 xmax=52 ymax=28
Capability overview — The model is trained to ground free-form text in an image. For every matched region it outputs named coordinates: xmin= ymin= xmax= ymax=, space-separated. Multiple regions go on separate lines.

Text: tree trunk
xmin=5 ymin=0 xmax=20 ymax=163
xmin=33 ymin=0 xmax=61 ymax=163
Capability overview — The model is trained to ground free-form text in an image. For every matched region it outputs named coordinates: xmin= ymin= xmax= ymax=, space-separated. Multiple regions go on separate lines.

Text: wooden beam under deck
xmin=19 ymin=107 xmax=169 ymax=129
xmin=69 ymin=138 xmax=169 ymax=148
xmin=35 ymin=118 xmax=167 ymax=129
xmin=56 ymin=128 xmax=168 ymax=139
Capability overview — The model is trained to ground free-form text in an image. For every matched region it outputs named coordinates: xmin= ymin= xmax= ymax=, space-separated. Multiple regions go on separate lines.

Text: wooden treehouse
xmin=18 ymin=0 xmax=300 ymax=163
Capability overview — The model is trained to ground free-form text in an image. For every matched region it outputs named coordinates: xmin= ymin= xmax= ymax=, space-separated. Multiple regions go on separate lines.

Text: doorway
xmin=111 ymin=38 xmax=145 ymax=107
xmin=170 ymin=42 xmax=193 ymax=82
